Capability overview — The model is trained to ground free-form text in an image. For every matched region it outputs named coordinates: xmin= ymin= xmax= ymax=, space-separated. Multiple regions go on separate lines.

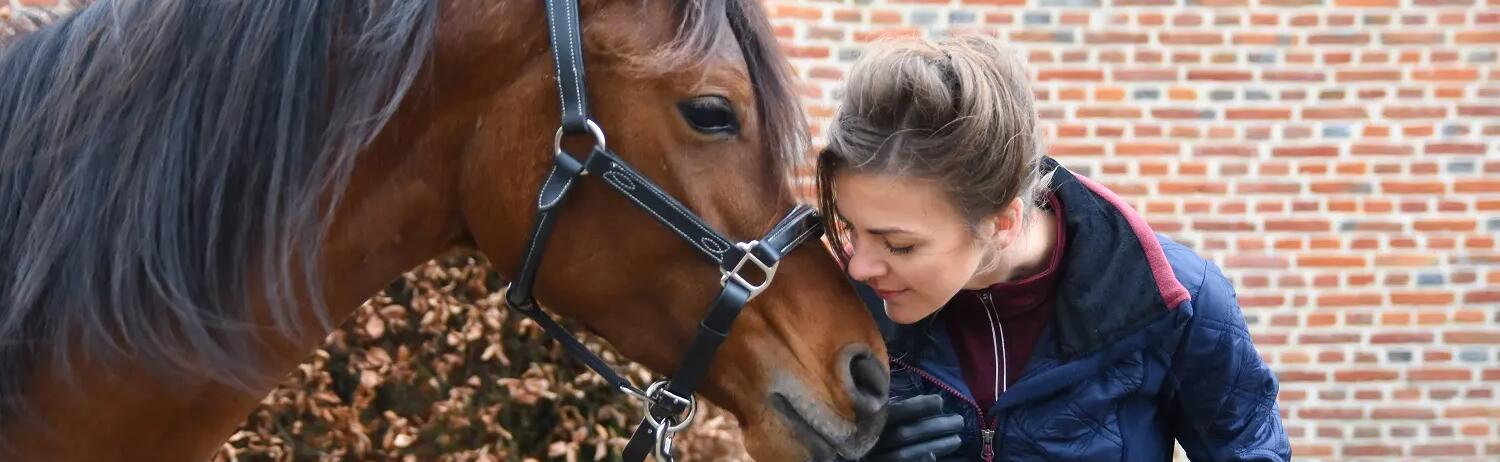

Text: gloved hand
xmin=864 ymin=394 xmax=964 ymax=462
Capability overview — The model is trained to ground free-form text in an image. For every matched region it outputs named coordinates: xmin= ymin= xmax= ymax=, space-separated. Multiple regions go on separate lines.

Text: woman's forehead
xmin=835 ymin=173 xmax=967 ymax=233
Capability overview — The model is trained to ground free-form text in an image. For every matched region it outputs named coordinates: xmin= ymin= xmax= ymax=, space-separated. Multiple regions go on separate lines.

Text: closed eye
xmin=885 ymin=243 xmax=915 ymax=255
xmin=677 ymin=96 xmax=740 ymax=136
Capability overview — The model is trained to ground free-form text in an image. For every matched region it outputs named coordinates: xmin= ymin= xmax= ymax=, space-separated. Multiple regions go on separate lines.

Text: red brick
xmin=1412 ymin=444 xmax=1476 ymax=456
xmin=1413 ymin=68 xmax=1482 ymax=81
xmin=1077 ymin=107 xmax=1142 ymax=118
xmin=1298 ymin=407 xmax=1364 ymax=419
xmin=1037 ymin=69 xmax=1105 ymax=81
xmin=1427 ymin=143 xmax=1487 ymax=155
xmin=1344 ymin=445 xmax=1402 ymax=456
xmin=782 ymin=45 xmax=831 ymax=58
xmin=1351 ymin=144 xmax=1413 ymax=156
xmin=1370 ymin=331 xmax=1432 ymax=345
xmin=1293 ymin=444 xmax=1334 ymax=457
xmin=1338 ymin=70 xmax=1403 ymax=81
xmin=1456 ymin=31 xmax=1500 ymax=44
xmin=773 ymin=5 xmax=823 ymax=20
xmin=1414 ymin=219 xmax=1476 ymax=231
xmin=1445 ymin=406 xmax=1500 ymax=418
xmin=1159 ymin=181 xmax=1228 ymax=194
xmin=1391 ymin=291 xmax=1455 ymax=305
xmin=852 ymin=29 xmax=919 ymax=43
xmin=1459 ymin=105 xmax=1500 ymax=116
xmin=1113 ymin=68 xmax=1178 ymax=81
xmin=1319 ymin=293 xmax=1382 ymax=306
xmin=1196 ymin=145 xmax=1256 ymax=157
xmin=1383 ymin=31 xmax=1444 ymax=44
xmin=1114 ymin=143 xmax=1179 ymax=156
xmin=1263 ymin=70 xmax=1324 ymax=82
xmin=831 ymin=9 xmax=861 ymax=23
xmin=1235 ymin=181 xmax=1299 ymax=194
xmin=1188 ymin=70 xmax=1253 ymax=81
xmin=1465 ymin=290 xmax=1500 ymax=303
xmin=1309 ymin=32 xmax=1370 ymax=45
xmin=1309 ymin=181 xmax=1370 ymax=194
xmin=1382 ymin=181 xmax=1445 ymax=194
xmin=1307 ymin=313 xmax=1337 ymax=326
xmin=1227 ymin=108 xmax=1292 ymax=120
xmin=1273 ymin=146 xmax=1341 ymax=157
xmin=1384 ymin=106 xmax=1449 ymax=118
xmin=1048 ymin=143 xmax=1104 ymax=157
xmin=1302 ymin=107 xmax=1368 ymax=119
xmin=1409 ymin=368 xmax=1472 ymax=381
xmin=1336 ymin=370 xmax=1399 ymax=382
xmin=1375 ymin=255 xmax=1437 ymax=266
xmin=1446 ymin=331 xmax=1500 ymax=344
xmin=870 ymin=10 xmax=902 ymax=24
xmin=1372 ymin=407 xmax=1436 ymax=419
xmin=1159 ymin=32 xmax=1223 ymax=45
xmin=1085 ymin=32 xmax=1149 ymax=44
xmin=1265 ymin=219 xmax=1328 ymax=231
xmin=1302 ymin=333 xmax=1361 ymax=344
xmin=1234 ymin=33 xmax=1289 ymax=46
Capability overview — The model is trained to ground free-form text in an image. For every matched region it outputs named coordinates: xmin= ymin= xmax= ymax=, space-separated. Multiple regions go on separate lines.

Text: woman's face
xmin=835 ymin=172 xmax=994 ymax=324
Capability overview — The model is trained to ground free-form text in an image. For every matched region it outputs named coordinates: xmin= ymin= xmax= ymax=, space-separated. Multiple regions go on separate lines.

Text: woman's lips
xmin=874 ymin=288 xmax=907 ymax=300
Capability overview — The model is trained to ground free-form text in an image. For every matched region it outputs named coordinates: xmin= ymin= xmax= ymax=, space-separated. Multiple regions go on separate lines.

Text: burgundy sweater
xmin=941 ymin=194 xmax=1067 ymax=412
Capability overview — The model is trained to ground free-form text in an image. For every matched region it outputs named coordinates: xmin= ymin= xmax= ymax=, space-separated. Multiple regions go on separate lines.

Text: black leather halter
xmin=504 ymin=1 xmax=825 ymax=460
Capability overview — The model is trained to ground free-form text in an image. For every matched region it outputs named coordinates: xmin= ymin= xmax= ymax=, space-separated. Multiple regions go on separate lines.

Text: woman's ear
xmin=987 ymin=198 xmax=1026 ymax=249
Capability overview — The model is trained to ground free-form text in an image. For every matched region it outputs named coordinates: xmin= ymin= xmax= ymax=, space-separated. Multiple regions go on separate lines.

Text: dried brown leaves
xmin=212 ymin=252 xmax=750 ymax=461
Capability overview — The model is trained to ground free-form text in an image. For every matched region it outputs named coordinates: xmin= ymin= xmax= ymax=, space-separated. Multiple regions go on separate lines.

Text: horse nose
xmin=843 ymin=345 xmax=889 ymax=417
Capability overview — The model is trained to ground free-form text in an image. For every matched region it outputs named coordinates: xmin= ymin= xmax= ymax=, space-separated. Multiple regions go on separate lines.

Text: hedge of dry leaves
xmin=212 ymin=252 xmax=751 ymax=462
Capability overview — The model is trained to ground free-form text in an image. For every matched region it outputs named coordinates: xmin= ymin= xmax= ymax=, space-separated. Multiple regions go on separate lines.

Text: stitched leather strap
xmin=543 ymin=0 xmax=591 ymax=134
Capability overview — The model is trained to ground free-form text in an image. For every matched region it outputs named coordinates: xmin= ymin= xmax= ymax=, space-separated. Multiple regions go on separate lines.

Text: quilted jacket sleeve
xmin=1167 ymin=260 xmax=1291 ymax=461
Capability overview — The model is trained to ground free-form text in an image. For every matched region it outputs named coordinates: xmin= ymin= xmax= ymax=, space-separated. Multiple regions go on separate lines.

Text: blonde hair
xmin=818 ymin=34 xmax=1053 ymax=266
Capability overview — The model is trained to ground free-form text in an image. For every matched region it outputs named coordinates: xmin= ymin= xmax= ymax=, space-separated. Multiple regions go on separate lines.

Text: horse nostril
xmin=845 ymin=347 xmax=889 ymax=417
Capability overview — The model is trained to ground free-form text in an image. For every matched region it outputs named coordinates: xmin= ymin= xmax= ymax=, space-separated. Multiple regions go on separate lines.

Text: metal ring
xmin=554 ymin=119 xmax=606 ymax=156
xmin=667 ymin=397 xmax=696 ymax=433
xmin=643 ymin=381 xmax=697 ymax=433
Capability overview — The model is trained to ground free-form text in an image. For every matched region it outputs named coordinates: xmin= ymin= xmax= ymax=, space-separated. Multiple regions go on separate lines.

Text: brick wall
xmin=768 ymin=0 xmax=1499 ymax=459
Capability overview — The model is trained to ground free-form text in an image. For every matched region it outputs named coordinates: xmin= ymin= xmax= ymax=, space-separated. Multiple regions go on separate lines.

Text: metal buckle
xmin=554 ymin=119 xmax=606 ymax=174
xmin=638 ymin=380 xmax=696 ymax=462
xmin=719 ymin=241 xmax=777 ymax=300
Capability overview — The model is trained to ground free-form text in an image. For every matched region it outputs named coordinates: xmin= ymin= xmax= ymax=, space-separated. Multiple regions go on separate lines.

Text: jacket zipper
xmin=893 ymin=358 xmax=998 ymax=461
xmin=978 ymin=292 xmax=1007 ymax=396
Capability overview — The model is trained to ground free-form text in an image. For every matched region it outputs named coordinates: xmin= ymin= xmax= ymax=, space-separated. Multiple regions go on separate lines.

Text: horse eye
xmin=677 ymin=96 xmax=739 ymax=136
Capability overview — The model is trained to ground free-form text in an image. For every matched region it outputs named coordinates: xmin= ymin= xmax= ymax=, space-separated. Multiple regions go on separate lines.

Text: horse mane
xmin=0 ymin=0 xmax=802 ymax=427
xmin=0 ymin=0 xmax=439 ymax=419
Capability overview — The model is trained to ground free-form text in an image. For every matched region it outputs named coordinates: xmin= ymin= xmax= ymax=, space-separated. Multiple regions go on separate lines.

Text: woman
xmin=821 ymin=36 xmax=1290 ymax=461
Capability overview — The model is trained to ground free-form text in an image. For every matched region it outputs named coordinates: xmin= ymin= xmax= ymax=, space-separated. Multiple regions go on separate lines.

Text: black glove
xmin=864 ymin=394 xmax=964 ymax=462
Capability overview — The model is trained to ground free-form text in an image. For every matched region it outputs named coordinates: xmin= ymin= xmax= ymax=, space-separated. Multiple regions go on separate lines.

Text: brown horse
xmin=0 ymin=1 xmax=888 ymax=460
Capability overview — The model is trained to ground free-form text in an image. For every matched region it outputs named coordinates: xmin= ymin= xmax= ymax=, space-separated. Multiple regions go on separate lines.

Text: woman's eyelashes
xmin=885 ymin=242 xmax=916 ymax=255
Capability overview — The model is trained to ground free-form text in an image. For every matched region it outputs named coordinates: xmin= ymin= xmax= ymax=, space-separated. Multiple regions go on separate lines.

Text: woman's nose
xmin=845 ymin=248 xmax=886 ymax=282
